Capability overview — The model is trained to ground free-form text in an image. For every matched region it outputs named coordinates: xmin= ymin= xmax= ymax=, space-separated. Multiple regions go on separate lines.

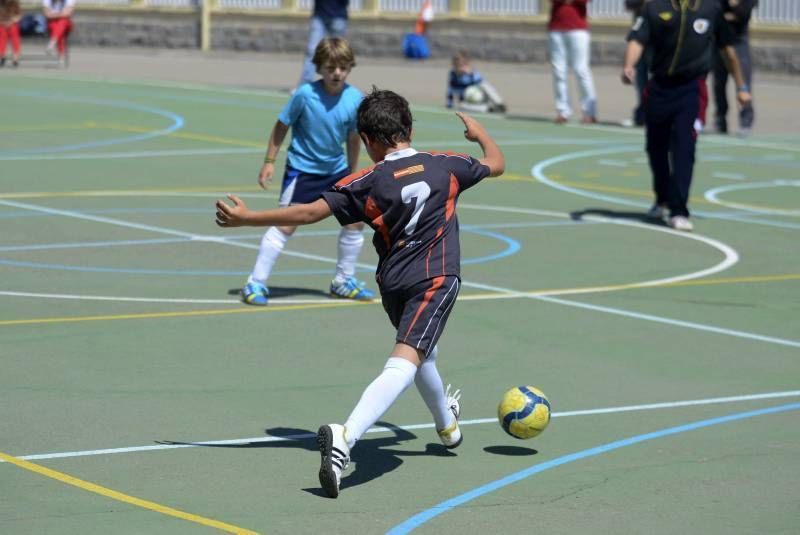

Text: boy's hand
xmin=455 ymin=111 xmax=487 ymax=142
xmin=258 ymin=163 xmax=274 ymax=189
xmin=215 ymin=195 xmax=249 ymax=227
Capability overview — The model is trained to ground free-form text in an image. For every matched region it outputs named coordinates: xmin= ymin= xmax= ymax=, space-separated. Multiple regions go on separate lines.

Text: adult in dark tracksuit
xmin=622 ymin=0 xmax=752 ymax=231
xmin=712 ymin=0 xmax=757 ymax=135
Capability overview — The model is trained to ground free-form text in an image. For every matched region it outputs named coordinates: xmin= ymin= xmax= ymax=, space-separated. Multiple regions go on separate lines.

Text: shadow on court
xmin=570 ymin=208 xmax=669 ymax=226
xmin=226 ymin=286 xmax=331 ymax=299
xmin=159 ymin=422 xmax=456 ymax=498
xmin=483 ymin=445 xmax=538 ymax=456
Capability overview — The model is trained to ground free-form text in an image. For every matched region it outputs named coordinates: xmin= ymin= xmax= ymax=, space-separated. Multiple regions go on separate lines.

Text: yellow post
xmin=361 ymin=0 xmax=379 ymax=17
xmin=450 ymin=0 xmax=467 ymax=18
xmin=201 ymin=0 xmax=212 ymax=51
xmin=539 ymin=0 xmax=551 ymax=17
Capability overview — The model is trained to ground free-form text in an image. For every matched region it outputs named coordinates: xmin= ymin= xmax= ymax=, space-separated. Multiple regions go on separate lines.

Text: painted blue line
xmin=460 ymin=227 xmax=520 ymax=265
xmin=0 ymin=91 xmax=184 ymax=155
xmin=387 ymin=402 xmax=800 ymax=534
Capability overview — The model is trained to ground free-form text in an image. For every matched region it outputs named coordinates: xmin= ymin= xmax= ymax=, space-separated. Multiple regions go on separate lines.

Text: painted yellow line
xmin=95 ymin=123 xmax=266 ymax=148
xmin=0 ymin=450 xmax=259 ymax=534
xmin=657 ymin=273 xmax=800 ymax=288
xmin=1 ymin=274 xmax=797 ymax=327
xmin=0 ymin=123 xmax=90 ymax=133
xmin=0 ymin=301 xmax=365 ymax=327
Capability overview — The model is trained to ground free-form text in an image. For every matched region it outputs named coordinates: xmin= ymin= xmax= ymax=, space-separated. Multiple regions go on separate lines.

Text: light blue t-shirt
xmin=278 ymin=81 xmax=363 ymax=176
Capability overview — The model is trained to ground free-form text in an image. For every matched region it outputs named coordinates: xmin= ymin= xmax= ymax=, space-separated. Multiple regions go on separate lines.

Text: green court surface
xmin=1 ymin=74 xmax=799 ymax=534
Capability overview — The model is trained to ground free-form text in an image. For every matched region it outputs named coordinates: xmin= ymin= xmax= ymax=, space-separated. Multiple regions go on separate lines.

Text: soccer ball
xmin=463 ymin=84 xmax=485 ymax=104
xmin=497 ymin=386 xmax=551 ymax=439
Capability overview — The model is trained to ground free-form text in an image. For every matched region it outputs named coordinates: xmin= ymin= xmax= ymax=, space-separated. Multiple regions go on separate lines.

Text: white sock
xmin=334 ymin=228 xmax=364 ymax=283
xmin=248 ymin=227 xmax=289 ymax=284
xmin=414 ymin=346 xmax=453 ymax=431
xmin=343 ymin=357 xmax=417 ymax=449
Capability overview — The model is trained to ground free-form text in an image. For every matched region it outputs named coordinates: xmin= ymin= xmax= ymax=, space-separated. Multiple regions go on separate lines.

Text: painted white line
xmin=704 ymin=180 xmax=800 ymax=216
xmin=598 ymin=159 xmax=629 ymax=168
xmin=712 ymin=172 xmax=746 ymax=180
xmin=536 ymin=294 xmax=800 ymax=349
xmin=2 ymin=199 xmax=735 ymax=303
xmin=0 ymin=147 xmax=262 ymax=161
xmin=5 ymin=390 xmax=798 ymax=463
xmin=532 ymin=146 xmax=800 ymax=230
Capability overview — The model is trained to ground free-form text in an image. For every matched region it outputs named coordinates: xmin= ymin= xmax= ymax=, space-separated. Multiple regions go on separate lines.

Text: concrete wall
xmin=69 ymin=11 xmax=800 ymax=74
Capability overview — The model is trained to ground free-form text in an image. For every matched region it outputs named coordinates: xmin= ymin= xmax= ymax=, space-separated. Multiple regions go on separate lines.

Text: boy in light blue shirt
xmin=243 ymin=37 xmax=374 ymax=305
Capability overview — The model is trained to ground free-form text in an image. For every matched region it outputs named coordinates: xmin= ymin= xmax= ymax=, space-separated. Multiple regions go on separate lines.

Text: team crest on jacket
xmin=658 ymin=11 xmax=673 ymax=21
xmin=693 ymin=18 xmax=709 ymax=34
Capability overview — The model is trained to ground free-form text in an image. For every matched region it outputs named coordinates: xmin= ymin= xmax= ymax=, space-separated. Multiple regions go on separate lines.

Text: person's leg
xmin=328 ymin=16 xmax=347 ymax=38
xmin=9 ymin=22 xmax=20 ymax=61
xmin=668 ymin=82 xmax=700 ymax=221
xmin=334 ymin=224 xmax=364 ymax=283
xmin=317 ymin=277 xmax=461 ymax=497
xmin=299 ymin=16 xmax=326 ymax=86
xmin=633 ymin=47 xmax=650 ymax=126
xmin=695 ymin=76 xmax=708 ymax=134
xmin=57 ymin=18 xmax=73 ymax=58
xmin=645 ymin=81 xmax=673 ymax=212
xmin=478 ymin=80 xmax=506 ymax=112
xmin=711 ymin=48 xmax=729 ymax=133
xmin=0 ymin=25 xmax=8 ymax=61
xmin=548 ymin=31 xmax=570 ymax=120
xmin=567 ymin=29 xmax=597 ymax=121
xmin=737 ymin=38 xmax=754 ymax=132
xmin=414 ymin=346 xmax=456 ymax=431
xmin=248 ymin=225 xmax=295 ymax=285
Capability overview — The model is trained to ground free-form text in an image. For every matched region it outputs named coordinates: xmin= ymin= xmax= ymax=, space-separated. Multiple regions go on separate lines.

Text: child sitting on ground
xmin=446 ymin=50 xmax=506 ymax=113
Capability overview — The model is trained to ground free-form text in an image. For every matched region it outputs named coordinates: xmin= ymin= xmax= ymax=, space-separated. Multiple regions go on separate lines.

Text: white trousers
xmin=548 ymin=29 xmax=597 ymax=118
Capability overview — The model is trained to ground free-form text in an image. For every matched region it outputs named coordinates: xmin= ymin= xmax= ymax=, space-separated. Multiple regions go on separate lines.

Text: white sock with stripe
xmin=249 ymin=227 xmax=289 ymax=284
xmin=343 ymin=357 xmax=417 ymax=449
xmin=414 ymin=346 xmax=453 ymax=430
xmin=334 ymin=228 xmax=364 ymax=283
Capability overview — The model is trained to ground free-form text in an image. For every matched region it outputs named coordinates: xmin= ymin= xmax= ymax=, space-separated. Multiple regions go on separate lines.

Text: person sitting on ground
xmin=446 ymin=50 xmax=506 ymax=114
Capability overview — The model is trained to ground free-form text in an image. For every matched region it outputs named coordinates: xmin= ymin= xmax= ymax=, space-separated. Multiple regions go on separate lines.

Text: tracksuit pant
xmin=644 ymin=77 xmax=702 ymax=218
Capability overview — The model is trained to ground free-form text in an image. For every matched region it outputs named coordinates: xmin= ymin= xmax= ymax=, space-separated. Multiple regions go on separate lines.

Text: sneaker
xmin=646 ymin=203 xmax=667 ymax=220
xmin=437 ymin=384 xmax=463 ymax=449
xmin=242 ymin=281 xmax=269 ymax=306
xmin=669 ymin=215 xmax=694 ymax=232
xmin=580 ymin=115 xmax=597 ymax=124
xmin=329 ymin=277 xmax=375 ymax=301
xmin=45 ymin=41 xmax=56 ymax=56
xmin=316 ymin=424 xmax=350 ymax=498
xmin=554 ymin=115 xmax=568 ymax=125
xmin=737 ymin=127 xmax=752 ymax=138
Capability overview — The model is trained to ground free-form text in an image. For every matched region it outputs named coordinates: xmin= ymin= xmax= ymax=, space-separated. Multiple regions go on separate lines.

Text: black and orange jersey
xmin=321 ymin=147 xmax=491 ymax=293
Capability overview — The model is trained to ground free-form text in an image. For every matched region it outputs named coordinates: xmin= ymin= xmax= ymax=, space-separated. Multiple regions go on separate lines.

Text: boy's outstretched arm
xmin=455 ymin=112 xmax=505 ymax=177
xmin=216 ymin=196 xmax=332 ymax=228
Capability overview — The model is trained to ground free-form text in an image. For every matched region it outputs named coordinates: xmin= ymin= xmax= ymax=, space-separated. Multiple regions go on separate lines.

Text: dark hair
xmin=357 ymin=88 xmax=413 ymax=146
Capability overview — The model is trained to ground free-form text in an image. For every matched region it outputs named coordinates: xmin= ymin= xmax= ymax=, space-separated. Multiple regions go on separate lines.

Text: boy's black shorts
xmin=381 ymin=275 xmax=460 ymax=357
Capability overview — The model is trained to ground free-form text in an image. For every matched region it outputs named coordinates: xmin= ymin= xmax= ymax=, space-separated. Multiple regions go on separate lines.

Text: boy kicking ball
xmin=216 ymin=89 xmax=505 ymax=498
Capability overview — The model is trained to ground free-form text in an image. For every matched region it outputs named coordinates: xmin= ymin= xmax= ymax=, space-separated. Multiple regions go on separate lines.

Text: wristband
xmin=263 ymin=155 xmax=276 ymax=163
xmin=737 ymin=84 xmax=750 ymax=93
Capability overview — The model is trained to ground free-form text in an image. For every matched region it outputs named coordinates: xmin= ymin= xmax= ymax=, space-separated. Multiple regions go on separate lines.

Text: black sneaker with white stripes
xmin=316 ymin=424 xmax=350 ymax=498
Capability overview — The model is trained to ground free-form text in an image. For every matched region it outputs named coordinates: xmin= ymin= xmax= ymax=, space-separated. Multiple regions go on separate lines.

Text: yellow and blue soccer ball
xmin=497 ymin=386 xmax=551 ymax=439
